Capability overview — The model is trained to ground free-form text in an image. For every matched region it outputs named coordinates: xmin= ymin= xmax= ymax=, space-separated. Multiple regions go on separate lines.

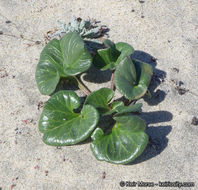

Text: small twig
xmin=73 ymin=76 xmax=91 ymax=96
xmin=1 ymin=33 xmax=42 ymax=44
xmin=125 ymin=100 xmax=137 ymax=106
xmin=110 ymin=70 xmax=115 ymax=90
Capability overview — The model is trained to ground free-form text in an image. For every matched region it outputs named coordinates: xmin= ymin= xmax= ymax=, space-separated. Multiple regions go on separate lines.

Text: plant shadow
xmin=50 ymin=77 xmax=79 ymax=96
xmin=127 ymin=110 xmax=173 ymax=165
xmin=138 ymin=111 xmax=173 ymax=125
xmin=128 ymin=125 xmax=172 ymax=165
xmin=131 ymin=50 xmax=167 ymax=106
xmin=83 ymin=64 xmax=112 ymax=83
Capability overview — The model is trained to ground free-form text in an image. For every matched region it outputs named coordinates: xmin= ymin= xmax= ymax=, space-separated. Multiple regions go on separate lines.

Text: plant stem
xmin=74 ymin=76 xmax=91 ymax=96
xmin=110 ymin=70 xmax=115 ymax=90
xmin=124 ymin=99 xmax=136 ymax=106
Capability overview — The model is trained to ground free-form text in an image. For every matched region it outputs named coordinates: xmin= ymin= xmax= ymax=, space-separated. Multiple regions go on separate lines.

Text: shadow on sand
xmin=127 ymin=110 xmax=173 ymax=165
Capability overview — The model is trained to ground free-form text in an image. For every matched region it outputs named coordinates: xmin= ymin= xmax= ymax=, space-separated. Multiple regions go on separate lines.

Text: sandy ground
xmin=0 ymin=0 xmax=198 ymax=189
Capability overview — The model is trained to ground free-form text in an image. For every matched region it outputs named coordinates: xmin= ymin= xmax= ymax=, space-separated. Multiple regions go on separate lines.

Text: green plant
xmin=93 ymin=39 xmax=134 ymax=71
xmin=35 ymin=32 xmax=92 ymax=95
xmin=39 ymin=90 xmax=99 ymax=146
xmin=35 ymin=23 xmax=153 ymax=164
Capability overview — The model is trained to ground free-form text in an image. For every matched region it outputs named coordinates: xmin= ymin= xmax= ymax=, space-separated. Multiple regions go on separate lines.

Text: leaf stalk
xmin=110 ymin=70 xmax=115 ymax=90
xmin=74 ymin=76 xmax=91 ymax=96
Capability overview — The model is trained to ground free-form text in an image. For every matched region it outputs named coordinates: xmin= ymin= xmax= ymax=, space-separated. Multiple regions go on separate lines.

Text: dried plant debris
xmin=44 ymin=28 xmax=58 ymax=43
xmin=170 ymin=79 xmax=183 ymax=87
xmin=22 ymin=119 xmax=33 ymax=125
xmin=15 ymin=128 xmax=21 ymax=135
xmin=15 ymin=126 xmax=31 ymax=135
xmin=191 ymin=117 xmax=198 ymax=126
xmin=175 ymin=86 xmax=189 ymax=95
xmin=35 ymin=41 xmax=41 ymax=45
xmin=101 ymin=172 xmax=106 ymax=179
xmin=172 ymin=67 xmax=179 ymax=73
xmin=37 ymin=101 xmax=44 ymax=110
xmin=0 ymin=68 xmax=8 ymax=78
xmin=26 ymin=41 xmax=42 ymax=48
xmin=0 ymin=71 xmax=8 ymax=78
xmin=5 ymin=20 xmax=11 ymax=24
xmin=53 ymin=17 xmax=107 ymax=39
xmin=45 ymin=170 xmax=49 ymax=176
xmin=34 ymin=165 xmax=40 ymax=169
xmin=170 ymin=79 xmax=189 ymax=95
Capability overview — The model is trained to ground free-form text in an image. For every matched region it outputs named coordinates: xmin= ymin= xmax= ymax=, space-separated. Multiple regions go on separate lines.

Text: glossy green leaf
xmin=104 ymin=101 xmax=142 ymax=116
xmin=115 ymin=42 xmax=134 ymax=64
xmin=90 ymin=115 xmax=148 ymax=164
xmin=114 ymin=57 xmax=153 ymax=100
xmin=35 ymin=39 xmax=66 ymax=95
xmin=110 ymin=101 xmax=124 ymax=109
xmin=85 ymin=88 xmax=114 ymax=115
xmin=104 ymin=39 xmax=117 ymax=49
xmin=132 ymin=58 xmax=153 ymax=87
xmin=35 ymin=32 xmax=92 ymax=95
xmin=93 ymin=40 xmax=134 ymax=70
xmin=114 ymin=103 xmax=142 ymax=115
xmin=61 ymin=32 xmax=92 ymax=75
xmin=93 ymin=47 xmax=120 ymax=70
xmin=39 ymin=91 xmax=99 ymax=146
xmin=107 ymin=101 xmax=142 ymax=116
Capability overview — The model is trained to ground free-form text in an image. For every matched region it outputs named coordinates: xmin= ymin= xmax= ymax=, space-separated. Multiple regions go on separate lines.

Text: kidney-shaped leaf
xmin=93 ymin=46 xmax=120 ymax=70
xmin=61 ymin=32 xmax=92 ymax=75
xmin=93 ymin=39 xmax=134 ymax=70
xmin=90 ymin=115 xmax=148 ymax=164
xmin=35 ymin=39 xmax=66 ymax=95
xmin=132 ymin=58 xmax=153 ymax=88
xmin=84 ymin=88 xmax=114 ymax=115
xmin=39 ymin=90 xmax=99 ymax=146
xmin=115 ymin=42 xmax=134 ymax=64
xmin=114 ymin=57 xmax=153 ymax=100
xmin=35 ymin=32 xmax=92 ymax=95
